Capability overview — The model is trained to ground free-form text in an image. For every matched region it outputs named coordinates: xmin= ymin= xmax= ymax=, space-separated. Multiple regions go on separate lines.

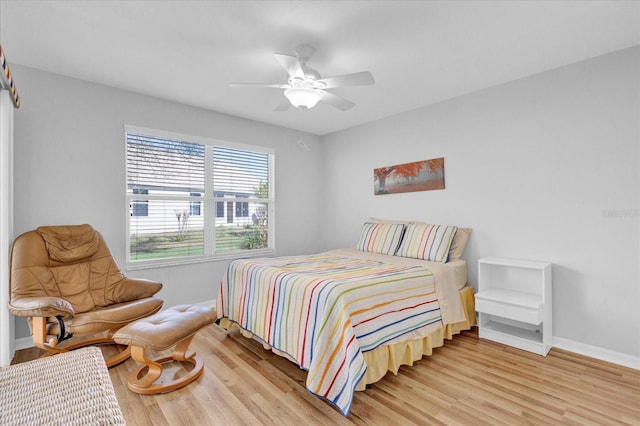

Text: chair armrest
xmin=111 ymin=278 xmax=163 ymax=303
xmin=8 ymin=296 xmax=74 ymax=320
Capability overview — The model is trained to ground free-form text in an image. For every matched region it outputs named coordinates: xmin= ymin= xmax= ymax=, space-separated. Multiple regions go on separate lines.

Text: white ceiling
xmin=1 ymin=1 xmax=639 ymax=135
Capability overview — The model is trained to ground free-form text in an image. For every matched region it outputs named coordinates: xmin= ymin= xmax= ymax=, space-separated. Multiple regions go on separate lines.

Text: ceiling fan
xmin=229 ymin=44 xmax=374 ymax=111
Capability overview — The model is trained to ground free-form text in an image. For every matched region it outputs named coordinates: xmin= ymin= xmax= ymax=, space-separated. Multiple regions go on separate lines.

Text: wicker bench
xmin=113 ymin=304 xmax=217 ymax=394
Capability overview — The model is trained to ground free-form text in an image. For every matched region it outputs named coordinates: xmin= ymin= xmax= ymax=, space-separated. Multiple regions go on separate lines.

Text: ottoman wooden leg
xmin=126 ymin=335 xmax=204 ymax=395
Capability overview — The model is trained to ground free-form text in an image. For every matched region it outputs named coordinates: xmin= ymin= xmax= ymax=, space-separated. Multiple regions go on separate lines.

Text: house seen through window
xmin=126 ymin=126 xmax=273 ymax=265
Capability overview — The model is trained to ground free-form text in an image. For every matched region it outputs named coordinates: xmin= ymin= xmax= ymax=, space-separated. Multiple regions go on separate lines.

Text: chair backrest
xmin=10 ymin=224 xmax=128 ymax=314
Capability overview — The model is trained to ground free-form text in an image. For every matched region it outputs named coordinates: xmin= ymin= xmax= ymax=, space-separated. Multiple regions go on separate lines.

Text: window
xmin=126 ymin=126 xmax=273 ymax=266
xmin=235 ymin=195 xmax=249 ymax=218
xmin=214 ymin=192 xmax=225 ymax=218
xmin=189 ymin=192 xmax=201 ymax=216
xmin=131 ymin=188 xmax=149 ymax=217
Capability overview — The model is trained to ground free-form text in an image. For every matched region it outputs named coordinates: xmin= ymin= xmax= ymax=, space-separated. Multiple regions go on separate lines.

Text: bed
xmin=216 ymin=221 xmax=476 ymax=415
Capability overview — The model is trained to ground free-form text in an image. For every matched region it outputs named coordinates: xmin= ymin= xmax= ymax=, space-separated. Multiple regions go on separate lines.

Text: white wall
xmin=11 ymin=65 xmax=323 ymax=339
xmin=10 ymin=47 xmax=640 ymax=364
xmin=321 ymin=47 xmax=640 ymax=360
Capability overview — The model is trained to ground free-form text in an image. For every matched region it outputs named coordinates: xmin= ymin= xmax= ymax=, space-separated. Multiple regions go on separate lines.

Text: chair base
xmin=126 ymin=344 xmax=204 ymax=395
xmin=37 ymin=338 xmax=132 ymax=368
xmin=32 ymin=317 xmax=131 ymax=367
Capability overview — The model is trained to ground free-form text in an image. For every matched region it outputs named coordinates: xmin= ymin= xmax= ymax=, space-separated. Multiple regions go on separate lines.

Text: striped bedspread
xmin=217 ymin=251 xmax=445 ymax=415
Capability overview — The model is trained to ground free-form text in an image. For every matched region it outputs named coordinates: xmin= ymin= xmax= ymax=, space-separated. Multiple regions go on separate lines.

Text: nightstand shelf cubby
xmin=475 ymin=257 xmax=552 ymax=355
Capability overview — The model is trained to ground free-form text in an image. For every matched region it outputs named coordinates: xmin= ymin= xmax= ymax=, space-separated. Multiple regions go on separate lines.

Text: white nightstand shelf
xmin=475 ymin=257 xmax=552 ymax=356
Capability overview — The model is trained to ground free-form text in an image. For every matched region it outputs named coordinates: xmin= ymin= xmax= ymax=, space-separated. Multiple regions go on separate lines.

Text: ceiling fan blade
xmin=274 ymin=53 xmax=305 ymax=79
xmin=229 ymin=82 xmax=290 ymax=89
xmin=320 ymin=90 xmax=355 ymax=111
xmin=317 ymin=71 xmax=374 ymax=89
xmin=274 ymin=99 xmax=292 ymax=112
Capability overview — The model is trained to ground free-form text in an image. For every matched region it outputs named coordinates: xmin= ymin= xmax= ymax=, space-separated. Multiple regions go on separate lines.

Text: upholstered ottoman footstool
xmin=113 ymin=304 xmax=217 ymax=394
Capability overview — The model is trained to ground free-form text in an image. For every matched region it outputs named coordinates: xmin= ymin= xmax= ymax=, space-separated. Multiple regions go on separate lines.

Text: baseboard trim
xmin=553 ymin=336 xmax=639 ymax=370
xmin=14 ymin=336 xmax=34 ymax=351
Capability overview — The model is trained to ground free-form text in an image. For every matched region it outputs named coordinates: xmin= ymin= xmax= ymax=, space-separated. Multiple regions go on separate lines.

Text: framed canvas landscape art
xmin=374 ymin=157 xmax=445 ymax=195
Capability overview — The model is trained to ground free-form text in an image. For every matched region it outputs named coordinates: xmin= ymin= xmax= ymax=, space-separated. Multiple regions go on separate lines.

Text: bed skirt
xmin=356 ymin=285 xmax=476 ymax=390
xmin=218 ymin=286 xmax=476 ymax=390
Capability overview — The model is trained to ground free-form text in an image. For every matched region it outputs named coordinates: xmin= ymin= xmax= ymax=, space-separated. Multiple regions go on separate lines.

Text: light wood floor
xmin=13 ymin=325 xmax=640 ymax=425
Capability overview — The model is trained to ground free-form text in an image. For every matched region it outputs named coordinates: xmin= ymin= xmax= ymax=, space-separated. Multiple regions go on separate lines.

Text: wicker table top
xmin=0 ymin=347 xmax=125 ymax=426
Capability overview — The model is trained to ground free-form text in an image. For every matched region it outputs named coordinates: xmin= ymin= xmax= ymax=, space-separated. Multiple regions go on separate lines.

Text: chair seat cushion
xmin=47 ymin=297 xmax=163 ymax=335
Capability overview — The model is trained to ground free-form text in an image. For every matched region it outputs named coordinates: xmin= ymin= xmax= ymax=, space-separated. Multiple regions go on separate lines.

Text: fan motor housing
xmin=289 ymin=66 xmax=323 ymax=89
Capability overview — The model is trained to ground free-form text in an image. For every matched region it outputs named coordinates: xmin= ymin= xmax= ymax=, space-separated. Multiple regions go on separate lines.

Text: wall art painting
xmin=374 ymin=157 xmax=445 ymax=195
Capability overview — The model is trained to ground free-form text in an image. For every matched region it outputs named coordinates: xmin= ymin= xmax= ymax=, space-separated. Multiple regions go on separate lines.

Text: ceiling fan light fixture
xmin=284 ymin=87 xmax=323 ymax=110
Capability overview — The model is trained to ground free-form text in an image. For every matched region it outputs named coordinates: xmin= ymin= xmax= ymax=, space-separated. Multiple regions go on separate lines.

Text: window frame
xmin=125 ymin=125 xmax=275 ymax=270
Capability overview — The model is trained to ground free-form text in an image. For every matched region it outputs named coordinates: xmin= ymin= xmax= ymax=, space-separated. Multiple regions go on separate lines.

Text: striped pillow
xmin=355 ymin=222 xmax=406 ymax=255
xmin=396 ymin=223 xmax=458 ymax=262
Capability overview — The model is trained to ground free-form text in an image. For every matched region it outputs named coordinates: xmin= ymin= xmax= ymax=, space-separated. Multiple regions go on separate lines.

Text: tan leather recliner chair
xmin=8 ymin=224 xmax=163 ymax=366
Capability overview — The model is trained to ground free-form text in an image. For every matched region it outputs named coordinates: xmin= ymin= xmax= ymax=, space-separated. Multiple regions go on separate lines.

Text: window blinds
xmin=126 ymin=131 xmax=271 ymax=264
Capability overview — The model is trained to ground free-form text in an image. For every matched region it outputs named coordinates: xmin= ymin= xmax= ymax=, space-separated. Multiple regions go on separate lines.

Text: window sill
xmin=126 ymin=248 xmax=276 ymax=271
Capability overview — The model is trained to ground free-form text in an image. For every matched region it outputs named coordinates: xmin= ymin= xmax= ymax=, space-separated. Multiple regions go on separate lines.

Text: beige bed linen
xmin=447 ymin=258 xmax=468 ymax=290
